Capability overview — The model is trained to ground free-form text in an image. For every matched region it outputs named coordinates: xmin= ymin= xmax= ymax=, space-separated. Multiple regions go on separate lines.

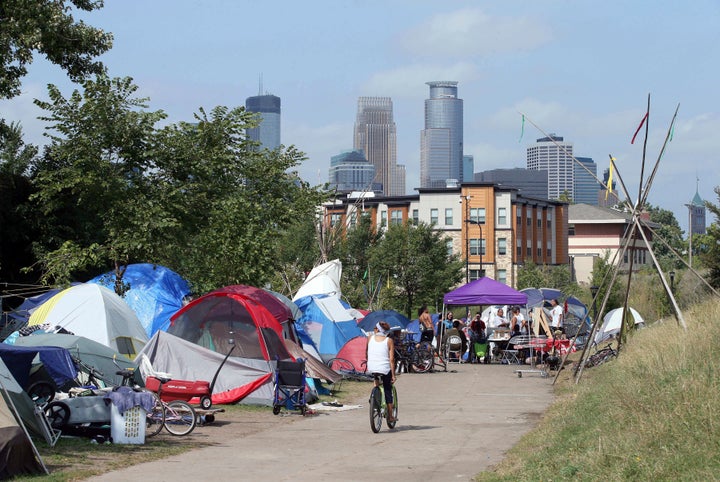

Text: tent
xmin=24 ymin=284 xmax=148 ymax=357
xmin=443 ymin=277 xmax=528 ymax=306
xmin=595 ymin=307 xmax=645 ymax=344
xmin=138 ymin=331 xmax=276 ymax=405
xmin=334 ymin=336 xmax=368 ymax=373
xmin=293 ymin=259 xmax=343 ymax=301
xmin=0 ymin=344 xmax=77 ymax=391
xmin=13 ymin=334 xmax=136 ymax=388
xmin=88 ymin=263 xmax=191 ymax=337
xmin=521 ymin=287 xmax=591 ymax=340
xmin=0 ymin=358 xmax=46 ymax=477
xmin=293 ymin=294 xmax=365 ymax=362
xmin=219 ymin=286 xmax=298 ymax=344
xmin=357 ymin=310 xmax=410 ymax=333
xmin=284 ymin=339 xmax=341 ymax=384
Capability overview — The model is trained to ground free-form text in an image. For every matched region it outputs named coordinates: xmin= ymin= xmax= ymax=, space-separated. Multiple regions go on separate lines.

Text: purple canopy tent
xmin=443 ymin=277 xmax=527 ymax=306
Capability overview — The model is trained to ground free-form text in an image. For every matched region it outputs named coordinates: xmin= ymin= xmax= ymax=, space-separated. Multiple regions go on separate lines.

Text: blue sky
xmin=3 ymin=0 xmax=719 ymax=232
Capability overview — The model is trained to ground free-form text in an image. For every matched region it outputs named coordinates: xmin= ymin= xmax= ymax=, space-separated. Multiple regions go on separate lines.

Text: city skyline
xmin=1 ymin=1 xmax=718 ymax=232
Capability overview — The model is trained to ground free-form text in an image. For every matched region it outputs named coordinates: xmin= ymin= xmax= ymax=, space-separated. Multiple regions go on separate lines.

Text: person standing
xmin=468 ymin=312 xmax=486 ymax=363
xmin=549 ymin=299 xmax=564 ymax=335
xmin=366 ymin=321 xmax=396 ymax=422
xmin=418 ymin=305 xmax=435 ymax=344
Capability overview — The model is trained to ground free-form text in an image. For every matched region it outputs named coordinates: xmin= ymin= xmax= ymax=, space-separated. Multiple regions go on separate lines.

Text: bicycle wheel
xmin=369 ymin=387 xmax=382 ymax=433
xmin=164 ymin=400 xmax=197 ymax=436
xmin=44 ymin=401 xmax=70 ymax=429
xmin=386 ymin=385 xmax=398 ymax=429
xmin=145 ymin=392 xmax=165 ymax=438
xmin=27 ymin=381 xmax=55 ymax=406
xmin=411 ymin=348 xmax=434 ymax=373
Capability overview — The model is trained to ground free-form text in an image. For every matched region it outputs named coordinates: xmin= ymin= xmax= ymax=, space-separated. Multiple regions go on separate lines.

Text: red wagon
xmin=145 ymin=376 xmax=212 ymax=409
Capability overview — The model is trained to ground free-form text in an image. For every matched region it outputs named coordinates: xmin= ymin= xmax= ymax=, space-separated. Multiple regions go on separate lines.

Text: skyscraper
xmin=527 ymin=134 xmax=573 ymax=200
xmin=353 ymin=97 xmax=404 ymax=196
xmin=574 ymin=157 xmax=599 ymax=205
xmin=420 ymin=81 xmax=464 ymax=188
xmin=245 ymin=83 xmax=281 ymax=150
xmin=328 ymin=150 xmax=380 ymax=193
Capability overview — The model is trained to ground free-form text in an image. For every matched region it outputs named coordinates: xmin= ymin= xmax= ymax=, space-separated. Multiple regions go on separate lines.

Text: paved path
xmin=92 ymin=363 xmax=554 ymax=481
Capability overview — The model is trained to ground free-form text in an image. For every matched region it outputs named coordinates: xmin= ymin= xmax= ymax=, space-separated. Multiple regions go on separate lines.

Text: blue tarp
xmin=357 ymin=310 xmax=410 ymax=332
xmin=89 ymin=263 xmax=191 ymax=337
xmin=293 ymin=295 xmax=364 ymax=362
xmin=0 ymin=343 xmax=77 ymax=389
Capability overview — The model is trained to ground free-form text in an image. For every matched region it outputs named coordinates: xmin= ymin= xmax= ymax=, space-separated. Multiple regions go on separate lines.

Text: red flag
xmin=631 ymin=112 xmax=648 ymax=144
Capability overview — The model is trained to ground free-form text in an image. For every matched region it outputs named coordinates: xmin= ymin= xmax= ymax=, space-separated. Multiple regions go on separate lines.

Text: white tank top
xmin=366 ymin=335 xmax=391 ymax=374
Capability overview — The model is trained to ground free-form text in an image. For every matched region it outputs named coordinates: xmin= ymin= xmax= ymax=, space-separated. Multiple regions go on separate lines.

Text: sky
xmin=2 ymin=0 xmax=719 ymax=233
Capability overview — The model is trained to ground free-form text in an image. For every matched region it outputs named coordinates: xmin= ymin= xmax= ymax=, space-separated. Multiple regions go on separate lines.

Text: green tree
xmin=589 ymin=251 xmax=625 ymax=314
xmin=336 ymin=213 xmax=383 ymax=309
xmin=645 ymin=203 xmax=685 ymax=269
xmin=0 ymin=0 xmax=113 ymax=99
xmin=701 ymin=186 xmax=720 ymax=288
xmin=28 ymin=75 xmax=166 ymax=285
xmin=517 ymin=261 xmax=577 ymax=296
xmin=368 ymin=222 xmax=463 ymax=318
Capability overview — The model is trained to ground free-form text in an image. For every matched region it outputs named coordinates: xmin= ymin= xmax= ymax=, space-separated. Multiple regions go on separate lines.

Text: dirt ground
xmin=87 ymin=362 xmax=556 ymax=482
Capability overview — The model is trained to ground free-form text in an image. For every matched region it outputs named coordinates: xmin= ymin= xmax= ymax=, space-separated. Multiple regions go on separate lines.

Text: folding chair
xmin=499 ymin=336 xmax=522 ymax=364
xmin=444 ymin=335 xmax=464 ymax=363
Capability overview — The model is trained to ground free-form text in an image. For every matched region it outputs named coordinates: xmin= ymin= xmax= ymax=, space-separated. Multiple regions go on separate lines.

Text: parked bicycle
xmin=393 ymin=333 xmax=436 ymax=373
xmin=368 ymin=373 xmax=398 ymax=433
xmin=116 ymin=366 xmax=197 ymax=437
xmin=583 ymin=343 xmax=618 ymax=369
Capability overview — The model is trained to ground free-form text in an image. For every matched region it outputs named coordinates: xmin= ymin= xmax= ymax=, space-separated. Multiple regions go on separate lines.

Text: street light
xmin=669 ymin=271 xmax=675 ymax=291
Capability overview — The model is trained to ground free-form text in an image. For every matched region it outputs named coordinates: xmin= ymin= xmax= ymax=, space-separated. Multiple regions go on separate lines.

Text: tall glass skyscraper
xmin=574 ymin=157 xmax=599 ymax=205
xmin=328 ymin=150 xmax=379 ymax=193
xmin=527 ymin=134 xmax=573 ymax=200
xmin=245 ymin=93 xmax=281 ymax=150
xmin=421 ymin=81 xmax=464 ymax=188
xmin=354 ymin=97 xmax=404 ymax=196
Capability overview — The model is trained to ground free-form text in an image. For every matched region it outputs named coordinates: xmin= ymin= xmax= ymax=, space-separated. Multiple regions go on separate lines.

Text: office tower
xmin=245 ymin=81 xmax=281 ymax=150
xmin=687 ymin=189 xmax=706 ymax=235
xmin=390 ymin=164 xmax=406 ymax=196
xmin=420 ymin=81 xmax=464 ymax=188
xmin=475 ymin=168 xmax=549 ymax=199
xmin=598 ymin=167 xmax=619 ymax=207
xmin=353 ymin=97 xmax=404 ymax=196
xmin=574 ymin=157 xmax=599 ymax=205
xmin=526 ymin=134 xmax=573 ymax=201
xmin=328 ymin=150 xmax=380 ymax=193
xmin=463 ymin=155 xmax=474 ymax=183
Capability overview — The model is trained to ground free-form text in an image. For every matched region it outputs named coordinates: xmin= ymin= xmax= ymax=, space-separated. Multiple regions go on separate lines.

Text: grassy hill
xmin=476 ymin=297 xmax=720 ymax=481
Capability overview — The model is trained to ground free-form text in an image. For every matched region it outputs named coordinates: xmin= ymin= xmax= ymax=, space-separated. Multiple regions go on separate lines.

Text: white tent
xmin=293 ymin=259 xmax=343 ymax=301
xmin=595 ymin=307 xmax=645 ymax=344
xmin=26 ymin=284 xmax=148 ymax=357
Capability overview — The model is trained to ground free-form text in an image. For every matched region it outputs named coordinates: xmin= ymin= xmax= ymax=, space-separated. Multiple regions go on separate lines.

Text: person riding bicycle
xmin=365 ymin=321 xmax=396 ymax=423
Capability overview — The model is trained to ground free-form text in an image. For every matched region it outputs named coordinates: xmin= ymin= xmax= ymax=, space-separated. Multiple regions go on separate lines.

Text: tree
xmin=701 ymin=186 xmax=720 ymax=288
xmin=589 ymin=251 xmax=625 ymax=314
xmin=645 ymin=203 xmax=685 ymax=269
xmin=0 ymin=0 xmax=113 ymax=99
xmin=368 ymin=222 xmax=463 ymax=318
xmin=28 ymin=75 xmax=166 ymax=286
xmin=517 ymin=261 xmax=577 ymax=296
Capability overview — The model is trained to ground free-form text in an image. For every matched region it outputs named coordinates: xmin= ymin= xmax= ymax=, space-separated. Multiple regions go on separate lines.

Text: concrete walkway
xmin=91 ymin=363 xmax=554 ymax=481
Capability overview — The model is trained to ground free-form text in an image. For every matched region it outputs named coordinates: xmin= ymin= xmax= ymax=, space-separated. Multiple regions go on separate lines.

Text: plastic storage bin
xmin=110 ymin=404 xmax=146 ymax=444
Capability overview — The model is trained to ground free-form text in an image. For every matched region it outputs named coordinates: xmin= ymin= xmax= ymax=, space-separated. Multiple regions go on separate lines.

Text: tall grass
xmin=477 ymin=298 xmax=720 ymax=481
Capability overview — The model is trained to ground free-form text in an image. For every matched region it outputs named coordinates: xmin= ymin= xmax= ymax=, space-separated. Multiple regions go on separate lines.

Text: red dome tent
xmin=140 ymin=285 xmax=293 ymax=405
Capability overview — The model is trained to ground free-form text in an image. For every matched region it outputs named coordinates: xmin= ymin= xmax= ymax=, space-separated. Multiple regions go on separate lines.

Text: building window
xmin=497 ymin=269 xmax=507 ymax=285
xmin=380 ymin=211 xmax=387 ymax=227
xmin=547 ymin=211 xmax=553 ymax=229
xmin=412 ymin=209 xmax=419 ymax=225
xmin=569 ymin=224 xmax=575 ymax=236
xmin=547 ymin=241 xmax=552 ymax=257
xmin=526 ymin=217 xmax=531 ymax=227
xmin=349 ymin=211 xmax=357 ymax=227
xmin=470 ymin=239 xmax=480 ymax=256
xmin=498 ymin=207 xmax=507 ymax=225
xmin=537 ymin=218 xmax=542 ymax=228
xmin=445 ymin=208 xmax=453 ymax=225
xmin=517 ymin=245 xmax=522 ymax=256
xmin=547 ymin=219 xmax=552 ymax=229
xmin=516 ymin=214 xmax=522 ymax=227
xmin=537 ymin=247 xmax=542 ymax=257
xmin=330 ymin=213 xmax=341 ymax=226
xmin=470 ymin=207 xmax=486 ymax=224
xmin=430 ymin=208 xmax=438 ymax=225
xmin=498 ymin=238 xmax=507 ymax=255
xmin=446 ymin=240 xmax=453 ymax=256
xmin=390 ymin=210 xmax=402 ymax=225
xmin=469 ymin=269 xmax=483 ymax=281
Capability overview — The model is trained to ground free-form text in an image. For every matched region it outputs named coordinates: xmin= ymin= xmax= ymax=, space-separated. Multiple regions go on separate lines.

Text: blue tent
xmin=293 ymin=294 xmax=364 ymax=362
xmin=357 ymin=310 xmax=410 ymax=332
xmin=88 ymin=263 xmax=191 ymax=337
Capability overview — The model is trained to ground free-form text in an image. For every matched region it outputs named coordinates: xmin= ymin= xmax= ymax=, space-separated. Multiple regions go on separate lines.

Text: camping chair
xmin=444 ymin=335 xmax=464 ymax=363
xmin=272 ymin=359 xmax=307 ymax=415
xmin=498 ymin=336 xmax=522 ymax=364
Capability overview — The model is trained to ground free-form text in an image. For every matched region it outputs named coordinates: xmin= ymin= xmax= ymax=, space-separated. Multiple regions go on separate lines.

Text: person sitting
xmin=468 ymin=312 xmax=486 ymax=363
xmin=442 ymin=320 xmax=467 ymax=362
